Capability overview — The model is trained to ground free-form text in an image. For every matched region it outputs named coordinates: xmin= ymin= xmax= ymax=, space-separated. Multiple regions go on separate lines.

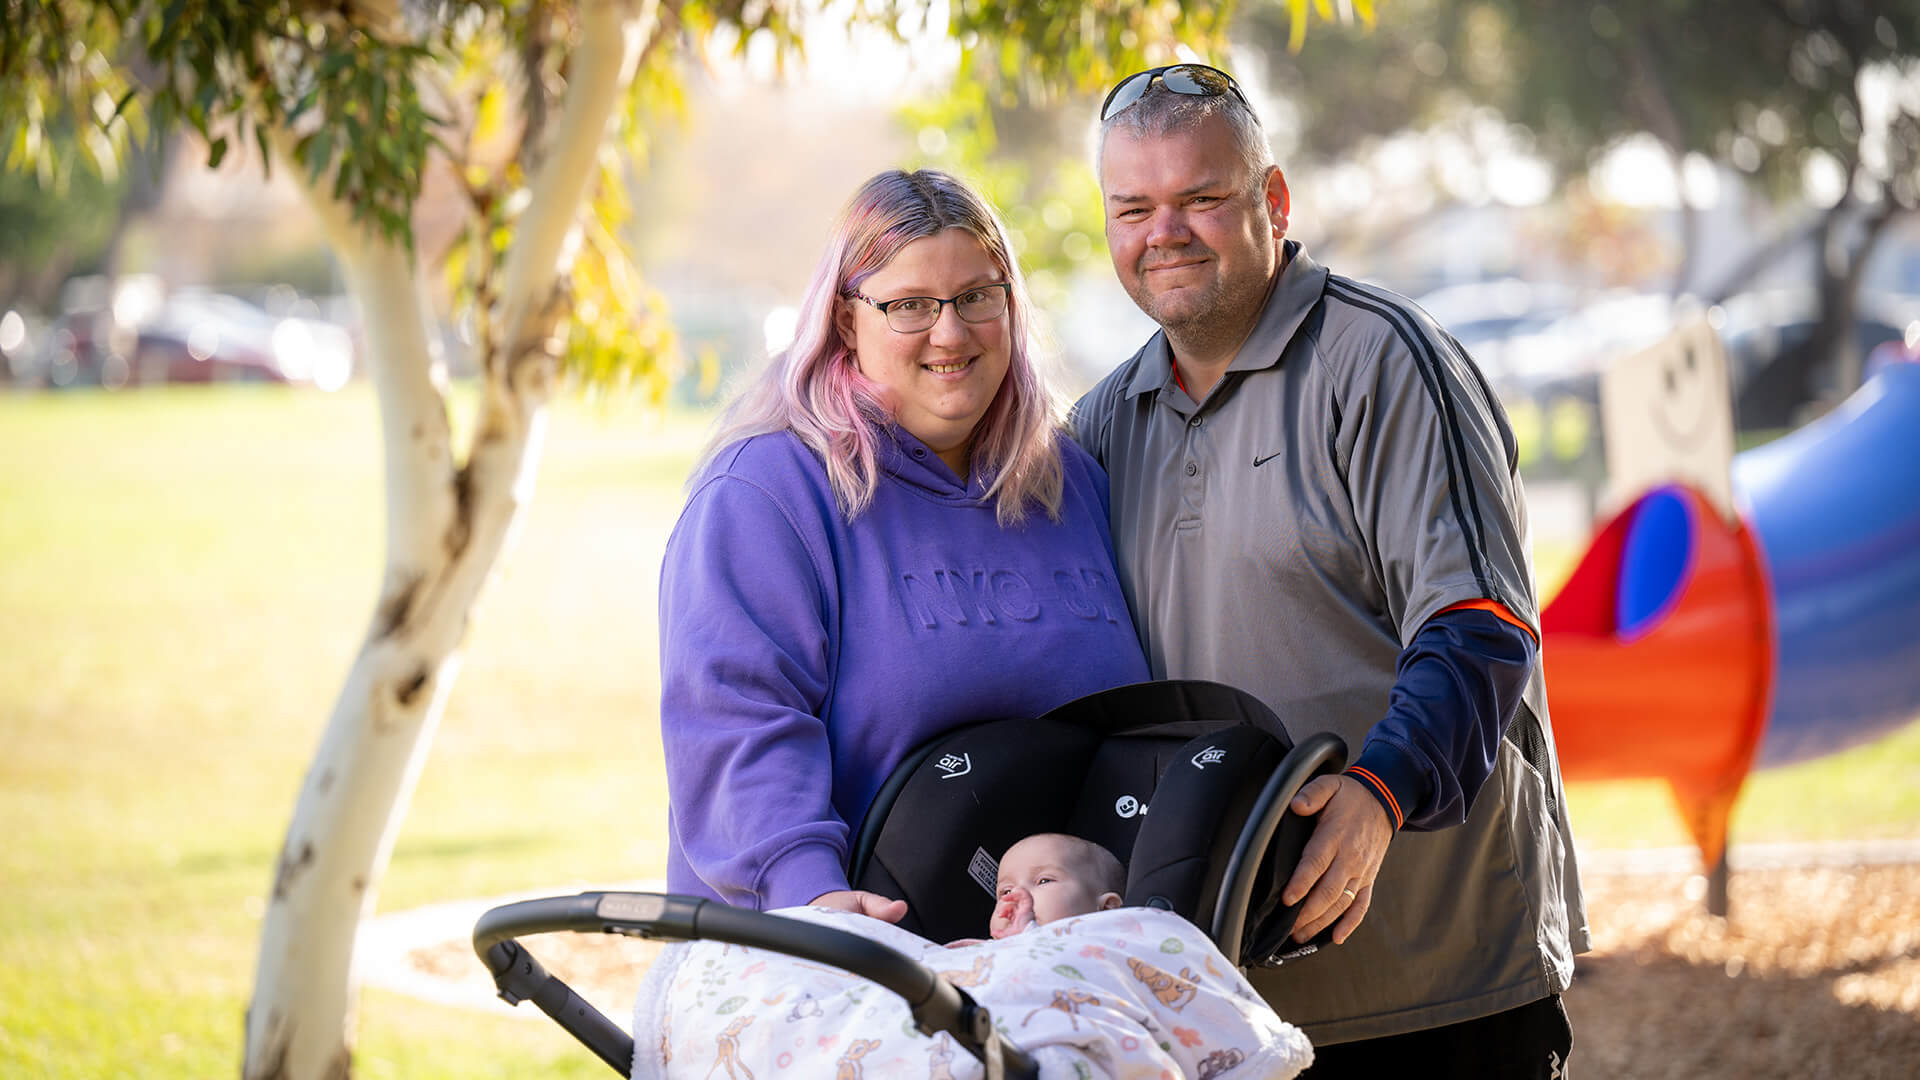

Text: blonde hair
xmin=697 ymin=170 xmax=1063 ymax=525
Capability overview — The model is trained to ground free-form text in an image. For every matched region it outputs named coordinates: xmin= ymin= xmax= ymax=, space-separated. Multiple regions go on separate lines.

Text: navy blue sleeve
xmin=1345 ymin=608 xmax=1537 ymax=832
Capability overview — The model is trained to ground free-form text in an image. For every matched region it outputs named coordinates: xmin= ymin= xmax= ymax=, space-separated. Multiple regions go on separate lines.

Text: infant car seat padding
xmin=1122 ymin=723 xmax=1348 ymax=968
xmin=1124 ymin=724 xmax=1285 ymax=927
xmin=855 ymin=717 xmax=1109 ymax=941
xmin=852 ymin=720 xmax=1211 ymax=942
xmin=851 ymin=681 xmax=1312 ymax=944
xmin=1035 ymin=678 xmax=1297 ymax=742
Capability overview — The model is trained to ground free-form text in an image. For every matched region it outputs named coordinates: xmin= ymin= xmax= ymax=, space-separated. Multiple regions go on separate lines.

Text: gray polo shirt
xmin=1072 ymin=242 xmax=1588 ymax=1044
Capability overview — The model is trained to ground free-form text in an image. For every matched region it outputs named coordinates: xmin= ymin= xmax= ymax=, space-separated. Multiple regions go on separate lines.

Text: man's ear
xmin=1098 ymin=891 xmax=1124 ymax=911
xmin=833 ymin=297 xmax=859 ymax=355
xmin=1266 ymin=167 xmax=1291 ymax=238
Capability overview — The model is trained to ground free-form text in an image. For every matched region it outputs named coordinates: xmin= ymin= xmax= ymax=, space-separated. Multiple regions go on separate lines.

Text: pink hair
xmin=697 ymin=170 xmax=1063 ymax=524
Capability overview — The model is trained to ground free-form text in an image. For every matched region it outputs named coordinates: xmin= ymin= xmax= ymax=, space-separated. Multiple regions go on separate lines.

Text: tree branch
xmin=264 ymin=122 xmax=458 ymax=597
xmin=380 ymin=0 xmax=658 ymax=664
xmin=493 ymin=0 xmax=655 ymax=376
xmin=518 ymin=0 xmax=551 ymax=176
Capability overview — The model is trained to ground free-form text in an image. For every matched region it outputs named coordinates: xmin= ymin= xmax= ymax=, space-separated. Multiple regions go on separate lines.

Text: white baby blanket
xmin=630 ymin=906 xmax=1312 ymax=1080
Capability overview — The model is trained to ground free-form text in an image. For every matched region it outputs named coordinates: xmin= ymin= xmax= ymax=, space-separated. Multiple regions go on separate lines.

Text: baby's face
xmin=990 ymin=835 xmax=1107 ymax=939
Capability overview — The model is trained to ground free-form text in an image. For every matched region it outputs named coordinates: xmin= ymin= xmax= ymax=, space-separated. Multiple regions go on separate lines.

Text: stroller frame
xmin=474 ymin=890 xmax=1040 ymax=1077
xmin=473 ymin=681 xmax=1346 ymax=1076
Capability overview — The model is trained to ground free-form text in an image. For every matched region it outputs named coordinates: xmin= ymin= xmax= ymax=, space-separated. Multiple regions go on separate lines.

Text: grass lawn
xmin=1 ymin=385 xmax=1914 ymax=1077
xmin=1 ymin=385 xmax=698 ymax=1077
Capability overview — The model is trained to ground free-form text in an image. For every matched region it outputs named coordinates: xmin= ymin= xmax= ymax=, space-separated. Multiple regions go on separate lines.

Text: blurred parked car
xmin=1471 ymin=287 xmax=1917 ymax=439
xmin=0 ymin=308 xmax=43 ymax=385
xmin=1415 ymin=277 xmax=1579 ymax=362
xmin=39 ymin=284 xmax=354 ymax=392
xmin=1715 ymin=288 xmax=1919 ymax=430
xmin=130 ymin=290 xmax=353 ymax=390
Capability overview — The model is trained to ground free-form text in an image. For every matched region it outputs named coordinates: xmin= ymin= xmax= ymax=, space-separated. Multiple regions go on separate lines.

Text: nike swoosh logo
xmin=1253 ymin=452 xmax=1282 ymax=467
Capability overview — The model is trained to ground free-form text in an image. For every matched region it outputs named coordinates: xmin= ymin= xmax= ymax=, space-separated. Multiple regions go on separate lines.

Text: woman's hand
xmin=809 ymin=889 xmax=909 ymax=923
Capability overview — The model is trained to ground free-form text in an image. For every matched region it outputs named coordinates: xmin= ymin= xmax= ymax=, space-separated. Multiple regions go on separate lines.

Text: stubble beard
xmin=1131 ymin=260 xmax=1273 ymax=359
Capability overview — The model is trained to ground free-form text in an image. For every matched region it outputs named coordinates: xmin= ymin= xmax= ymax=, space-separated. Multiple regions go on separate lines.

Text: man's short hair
xmin=1096 ymin=81 xmax=1276 ymax=193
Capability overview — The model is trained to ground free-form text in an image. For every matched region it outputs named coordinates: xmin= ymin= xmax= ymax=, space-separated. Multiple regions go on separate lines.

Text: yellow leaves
xmin=441 ymin=238 xmax=469 ymax=297
xmin=472 ymin=84 xmax=508 ymax=150
xmin=593 ymin=156 xmax=632 ymax=230
xmin=551 ymin=170 xmax=677 ymax=395
xmin=1281 ymin=0 xmax=1378 ymax=54
xmin=82 ymin=126 xmax=119 ymax=184
xmin=694 ymin=344 xmax=723 ymax=402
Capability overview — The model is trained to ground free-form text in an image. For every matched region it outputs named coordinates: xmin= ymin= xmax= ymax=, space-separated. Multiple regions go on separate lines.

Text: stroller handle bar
xmin=473 ymin=891 xmax=1039 ymax=1079
xmin=1212 ymin=730 xmax=1349 ymax=964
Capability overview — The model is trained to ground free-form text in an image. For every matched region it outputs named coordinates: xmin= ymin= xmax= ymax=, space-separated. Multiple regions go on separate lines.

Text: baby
xmin=987 ymin=832 xmax=1125 ymax=939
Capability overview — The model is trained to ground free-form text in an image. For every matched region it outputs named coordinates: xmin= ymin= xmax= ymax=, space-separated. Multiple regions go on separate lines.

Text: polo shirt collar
xmin=1122 ymin=240 xmax=1331 ymax=400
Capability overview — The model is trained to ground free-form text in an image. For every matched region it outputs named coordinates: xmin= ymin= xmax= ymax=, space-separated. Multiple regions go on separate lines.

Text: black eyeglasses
xmin=1099 ymin=63 xmax=1248 ymax=122
xmin=846 ymin=283 xmax=1011 ymax=334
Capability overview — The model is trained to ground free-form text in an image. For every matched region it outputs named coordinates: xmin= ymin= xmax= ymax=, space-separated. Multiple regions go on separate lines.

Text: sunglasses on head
xmin=1100 ymin=63 xmax=1249 ymax=123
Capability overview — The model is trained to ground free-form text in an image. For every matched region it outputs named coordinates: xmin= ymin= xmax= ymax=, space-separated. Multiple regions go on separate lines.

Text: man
xmin=1071 ymin=64 xmax=1588 ymax=1077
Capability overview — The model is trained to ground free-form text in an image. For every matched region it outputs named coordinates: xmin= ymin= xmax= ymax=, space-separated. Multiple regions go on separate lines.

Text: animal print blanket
xmin=629 ymin=906 xmax=1312 ymax=1080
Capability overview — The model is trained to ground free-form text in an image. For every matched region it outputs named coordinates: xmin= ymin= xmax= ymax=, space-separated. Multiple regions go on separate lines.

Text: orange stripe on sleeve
xmin=1437 ymin=598 xmax=1539 ymax=645
xmin=1348 ymin=765 xmax=1404 ymax=830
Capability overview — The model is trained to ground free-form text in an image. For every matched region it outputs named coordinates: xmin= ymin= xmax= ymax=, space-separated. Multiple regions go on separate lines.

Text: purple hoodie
xmin=659 ymin=427 xmax=1150 ymax=909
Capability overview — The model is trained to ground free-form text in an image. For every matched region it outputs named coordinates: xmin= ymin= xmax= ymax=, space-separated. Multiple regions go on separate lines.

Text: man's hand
xmin=1281 ymin=774 xmax=1394 ymax=945
xmin=808 ymin=889 xmax=908 ymax=923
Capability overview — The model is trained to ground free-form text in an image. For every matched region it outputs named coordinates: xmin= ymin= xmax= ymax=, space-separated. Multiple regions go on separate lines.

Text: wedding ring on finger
xmin=1341 ymin=885 xmax=1358 ymax=900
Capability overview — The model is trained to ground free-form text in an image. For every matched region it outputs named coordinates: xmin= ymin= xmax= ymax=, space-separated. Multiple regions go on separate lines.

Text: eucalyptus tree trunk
xmin=241 ymin=3 xmax=654 ymax=1076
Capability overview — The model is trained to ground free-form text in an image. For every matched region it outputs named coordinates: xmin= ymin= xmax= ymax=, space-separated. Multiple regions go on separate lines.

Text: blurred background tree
xmin=1248 ymin=0 xmax=1920 ymax=421
xmin=0 ymin=126 xmax=125 ymax=311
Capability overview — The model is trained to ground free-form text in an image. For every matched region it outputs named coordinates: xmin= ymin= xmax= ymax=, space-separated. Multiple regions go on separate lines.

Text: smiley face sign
xmin=1598 ymin=315 xmax=1737 ymax=522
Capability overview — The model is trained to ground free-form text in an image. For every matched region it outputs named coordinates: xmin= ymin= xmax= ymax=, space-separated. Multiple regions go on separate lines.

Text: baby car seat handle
xmin=1211 ymin=730 xmax=1349 ymax=965
xmin=472 ymin=892 xmax=1040 ymax=1079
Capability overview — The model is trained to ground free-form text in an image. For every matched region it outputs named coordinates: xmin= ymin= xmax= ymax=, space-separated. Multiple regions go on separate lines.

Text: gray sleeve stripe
xmin=1441 ymin=327 xmax=1519 ymax=471
xmin=1323 ymin=278 xmax=1499 ymax=604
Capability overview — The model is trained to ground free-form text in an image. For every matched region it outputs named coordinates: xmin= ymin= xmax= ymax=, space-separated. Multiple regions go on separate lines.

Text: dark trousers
xmin=1299 ymin=995 xmax=1572 ymax=1079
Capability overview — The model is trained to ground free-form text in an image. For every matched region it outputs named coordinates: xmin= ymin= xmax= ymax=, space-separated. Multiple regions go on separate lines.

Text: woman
xmin=658 ymin=169 xmax=1149 ymax=920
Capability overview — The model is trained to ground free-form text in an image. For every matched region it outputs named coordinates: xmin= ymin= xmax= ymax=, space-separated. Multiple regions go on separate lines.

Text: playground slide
xmin=1734 ymin=362 xmax=1920 ymax=767
xmin=1541 ymin=363 xmax=1920 ymax=865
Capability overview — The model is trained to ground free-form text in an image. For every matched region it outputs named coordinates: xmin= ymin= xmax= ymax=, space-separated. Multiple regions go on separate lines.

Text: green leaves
xmin=1 ymin=1 xmax=141 ymax=191
xmin=943 ymin=0 xmax=1239 ymax=97
xmin=0 ymin=1 xmax=491 ymax=246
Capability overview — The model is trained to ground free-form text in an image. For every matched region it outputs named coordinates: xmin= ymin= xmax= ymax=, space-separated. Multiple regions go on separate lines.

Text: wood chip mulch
xmin=1566 ymin=864 xmax=1920 ymax=1079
